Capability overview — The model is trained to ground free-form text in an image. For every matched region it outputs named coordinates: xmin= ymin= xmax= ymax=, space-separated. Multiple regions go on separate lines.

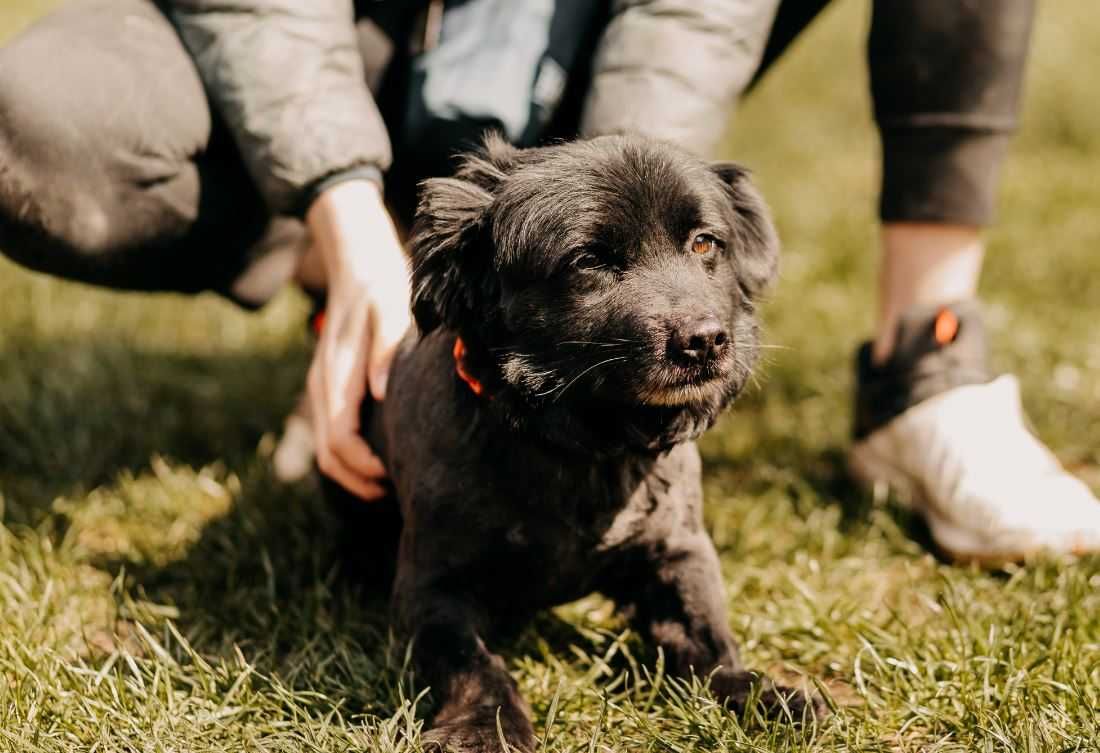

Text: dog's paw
xmin=712 ymin=669 xmax=829 ymax=724
xmin=422 ymin=707 xmax=535 ymax=753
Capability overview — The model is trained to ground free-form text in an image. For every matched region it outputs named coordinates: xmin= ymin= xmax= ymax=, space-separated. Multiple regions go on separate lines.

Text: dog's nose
xmin=668 ymin=316 xmax=728 ymax=365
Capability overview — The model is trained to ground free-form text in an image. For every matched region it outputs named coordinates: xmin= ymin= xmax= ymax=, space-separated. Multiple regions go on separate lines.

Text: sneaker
xmin=849 ymin=301 xmax=1100 ymax=564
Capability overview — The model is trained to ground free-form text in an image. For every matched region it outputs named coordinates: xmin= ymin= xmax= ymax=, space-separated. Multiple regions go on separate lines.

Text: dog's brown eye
xmin=691 ymin=234 xmax=718 ymax=255
xmin=572 ymin=251 xmax=605 ymax=271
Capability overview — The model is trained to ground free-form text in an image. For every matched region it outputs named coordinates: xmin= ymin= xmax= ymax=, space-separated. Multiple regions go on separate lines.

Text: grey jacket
xmin=167 ymin=0 xmax=779 ymax=216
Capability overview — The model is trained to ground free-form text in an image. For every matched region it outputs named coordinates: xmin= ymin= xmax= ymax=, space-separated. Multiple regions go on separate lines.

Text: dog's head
xmin=410 ymin=133 xmax=779 ymax=452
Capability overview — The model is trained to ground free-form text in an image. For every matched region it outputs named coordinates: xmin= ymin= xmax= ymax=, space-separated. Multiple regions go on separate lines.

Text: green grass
xmin=3 ymin=1 xmax=1100 ymax=751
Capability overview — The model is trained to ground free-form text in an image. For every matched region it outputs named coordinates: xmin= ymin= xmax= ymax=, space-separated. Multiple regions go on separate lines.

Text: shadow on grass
xmin=128 ymin=469 xmax=412 ymax=712
xmin=0 ymin=335 xmax=309 ymax=523
xmin=701 ymin=433 xmax=943 ymax=558
xmin=0 ymin=335 xmax=411 ymax=706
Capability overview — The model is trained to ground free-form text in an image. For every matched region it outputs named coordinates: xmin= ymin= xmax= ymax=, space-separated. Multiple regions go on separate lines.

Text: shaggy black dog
xmin=336 ymin=133 xmax=824 ymax=752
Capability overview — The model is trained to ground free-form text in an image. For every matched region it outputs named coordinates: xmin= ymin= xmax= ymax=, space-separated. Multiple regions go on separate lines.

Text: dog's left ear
xmin=410 ymin=134 xmax=520 ymax=333
xmin=711 ymin=163 xmax=780 ymax=298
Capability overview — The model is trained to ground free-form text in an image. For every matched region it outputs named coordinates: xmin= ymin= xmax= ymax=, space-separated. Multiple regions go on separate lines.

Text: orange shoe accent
xmin=453 ymin=337 xmax=486 ymax=397
xmin=934 ymin=308 xmax=959 ymax=346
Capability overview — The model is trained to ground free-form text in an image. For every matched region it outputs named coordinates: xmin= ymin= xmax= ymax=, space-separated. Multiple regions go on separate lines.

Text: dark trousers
xmin=0 ymin=0 xmax=1035 ymax=305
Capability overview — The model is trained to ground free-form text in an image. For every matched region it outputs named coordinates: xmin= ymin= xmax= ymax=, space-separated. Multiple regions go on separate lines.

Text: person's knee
xmin=0 ymin=49 xmax=135 ymax=259
xmin=0 ymin=45 xmax=112 ymax=256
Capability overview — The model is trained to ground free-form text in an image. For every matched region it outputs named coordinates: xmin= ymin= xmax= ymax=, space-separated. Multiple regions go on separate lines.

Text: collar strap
xmin=453 ymin=337 xmax=487 ymax=397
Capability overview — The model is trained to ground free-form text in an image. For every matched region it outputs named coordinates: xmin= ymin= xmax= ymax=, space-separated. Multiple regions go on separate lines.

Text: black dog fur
xmin=333 ymin=134 xmax=824 ymax=751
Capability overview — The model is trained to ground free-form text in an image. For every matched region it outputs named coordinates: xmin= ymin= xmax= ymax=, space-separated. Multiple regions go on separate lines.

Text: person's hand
xmin=304 ymin=179 xmax=411 ymax=499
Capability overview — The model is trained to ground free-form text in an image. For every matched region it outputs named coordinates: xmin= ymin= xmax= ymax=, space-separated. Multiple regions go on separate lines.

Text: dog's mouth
xmin=636 ymin=384 xmax=718 ymax=407
xmin=635 ymin=378 xmax=724 ymax=407
xmin=631 ymin=360 xmax=735 ymax=407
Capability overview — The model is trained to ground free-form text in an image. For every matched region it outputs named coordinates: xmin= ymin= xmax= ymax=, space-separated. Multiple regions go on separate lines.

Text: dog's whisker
xmin=747 ymin=370 xmax=764 ymax=393
xmin=557 ymin=340 xmax=633 ymax=348
xmin=548 ymin=356 xmax=628 ymax=402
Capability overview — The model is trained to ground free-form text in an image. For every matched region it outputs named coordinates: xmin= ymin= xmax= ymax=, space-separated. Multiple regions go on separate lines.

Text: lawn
xmin=2 ymin=1 xmax=1099 ymax=751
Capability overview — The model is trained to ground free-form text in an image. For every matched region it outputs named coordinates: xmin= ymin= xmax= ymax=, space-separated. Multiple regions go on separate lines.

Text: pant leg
xmin=0 ymin=0 xmax=270 ymax=298
xmin=869 ymin=0 xmax=1035 ymax=226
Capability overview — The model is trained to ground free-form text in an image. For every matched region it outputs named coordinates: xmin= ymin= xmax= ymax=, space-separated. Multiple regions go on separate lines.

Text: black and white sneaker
xmin=849 ymin=301 xmax=1100 ymax=564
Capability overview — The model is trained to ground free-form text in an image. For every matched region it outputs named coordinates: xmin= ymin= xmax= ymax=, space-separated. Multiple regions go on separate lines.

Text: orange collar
xmin=453 ymin=337 xmax=487 ymax=397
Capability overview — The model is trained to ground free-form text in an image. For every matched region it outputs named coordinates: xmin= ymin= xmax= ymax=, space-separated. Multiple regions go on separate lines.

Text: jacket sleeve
xmin=580 ymin=0 xmax=780 ymax=157
xmin=168 ymin=0 xmax=392 ymax=215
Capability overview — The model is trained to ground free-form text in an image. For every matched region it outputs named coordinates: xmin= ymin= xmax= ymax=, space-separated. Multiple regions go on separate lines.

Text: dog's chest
xmin=499 ymin=470 xmax=657 ymax=556
xmin=496 ymin=444 xmax=699 ymax=578
xmin=595 ymin=470 xmax=676 ymax=551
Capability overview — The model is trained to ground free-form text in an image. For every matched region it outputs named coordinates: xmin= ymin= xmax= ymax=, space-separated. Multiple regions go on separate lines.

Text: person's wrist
xmin=307 ymin=178 xmax=401 ymax=287
xmin=304 ymin=166 xmax=384 ymax=214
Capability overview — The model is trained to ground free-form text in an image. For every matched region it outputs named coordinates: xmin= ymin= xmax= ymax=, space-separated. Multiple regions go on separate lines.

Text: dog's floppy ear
xmin=711 ymin=163 xmax=780 ymax=298
xmin=410 ymin=133 xmax=520 ymax=333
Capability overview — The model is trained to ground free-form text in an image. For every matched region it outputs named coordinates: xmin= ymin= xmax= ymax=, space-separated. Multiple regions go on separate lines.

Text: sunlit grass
xmin=2 ymin=1 xmax=1099 ymax=750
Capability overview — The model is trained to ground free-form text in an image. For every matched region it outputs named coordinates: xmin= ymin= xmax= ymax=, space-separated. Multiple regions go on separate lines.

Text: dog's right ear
xmin=410 ymin=134 xmax=520 ymax=333
xmin=711 ymin=162 xmax=780 ymax=298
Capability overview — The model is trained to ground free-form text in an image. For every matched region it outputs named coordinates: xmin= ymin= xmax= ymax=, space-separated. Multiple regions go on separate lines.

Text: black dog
xmin=341 ymin=133 xmax=823 ymax=752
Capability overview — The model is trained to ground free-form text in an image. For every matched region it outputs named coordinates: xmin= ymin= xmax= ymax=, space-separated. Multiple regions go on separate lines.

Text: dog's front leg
xmin=399 ymin=595 xmax=535 ymax=753
xmin=608 ymin=535 xmax=826 ymax=723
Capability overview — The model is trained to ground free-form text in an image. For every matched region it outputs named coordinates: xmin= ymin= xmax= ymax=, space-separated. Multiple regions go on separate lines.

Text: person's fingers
xmin=311 ymin=391 xmax=386 ymax=499
xmin=320 ymin=305 xmax=370 ymax=412
xmin=315 ymin=301 xmax=370 ymax=428
xmin=368 ymin=336 xmax=398 ymax=401
xmin=316 ymin=442 xmax=388 ymax=500
xmin=368 ymin=297 xmax=412 ymax=402
xmin=307 ymin=341 xmax=388 ymax=499
xmin=328 ymin=430 xmax=387 ymax=480
xmin=306 ymin=358 xmax=327 ymax=434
